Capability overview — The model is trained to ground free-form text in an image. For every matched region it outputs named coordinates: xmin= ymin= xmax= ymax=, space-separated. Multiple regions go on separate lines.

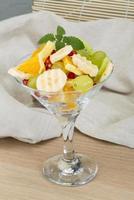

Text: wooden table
xmin=0 ymin=131 xmax=133 ymax=200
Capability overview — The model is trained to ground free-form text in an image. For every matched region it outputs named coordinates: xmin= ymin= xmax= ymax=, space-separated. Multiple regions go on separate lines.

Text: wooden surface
xmin=0 ymin=132 xmax=134 ymax=200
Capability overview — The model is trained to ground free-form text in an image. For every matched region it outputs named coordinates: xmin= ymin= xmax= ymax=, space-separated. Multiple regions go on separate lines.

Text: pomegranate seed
xmin=68 ymin=50 xmax=77 ymax=57
xmin=45 ymin=56 xmax=51 ymax=64
xmin=45 ymin=56 xmax=52 ymax=70
xmin=46 ymin=63 xmax=52 ymax=70
xmin=23 ymin=79 xmax=28 ymax=85
xmin=34 ymin=91 xmax=40 ymax=97
xmin=45 ymin=59 xmax=50 ymax=65
xmin=67 ymin=72 xmax=76 ymax=79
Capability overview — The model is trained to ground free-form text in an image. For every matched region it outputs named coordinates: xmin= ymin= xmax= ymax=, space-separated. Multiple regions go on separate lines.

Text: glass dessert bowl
xmin=8 ymin=26 xmax=114 ymax=186
xmin=15 ymin=74 xmax=112 ymax=186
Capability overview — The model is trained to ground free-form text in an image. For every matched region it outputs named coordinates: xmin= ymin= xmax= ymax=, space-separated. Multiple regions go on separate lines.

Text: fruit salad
xmin=8 ymin=26 xmax=113 ymax=94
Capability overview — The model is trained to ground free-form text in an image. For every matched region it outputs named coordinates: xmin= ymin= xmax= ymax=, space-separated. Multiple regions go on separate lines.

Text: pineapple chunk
xmin=38 ymin=41 xmax=55 ymax=72
xmin=63 ymin=56 xmax=72 ymax=66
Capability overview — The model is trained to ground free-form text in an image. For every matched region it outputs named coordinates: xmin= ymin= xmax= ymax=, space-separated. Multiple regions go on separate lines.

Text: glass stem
xmin=63 ymin=138 xmax=75 ymax=160
xmin=62 ymin=116 xmax=77 ymax=161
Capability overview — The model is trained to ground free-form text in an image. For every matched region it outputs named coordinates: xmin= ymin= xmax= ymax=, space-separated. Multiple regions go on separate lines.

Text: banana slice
xmin=100 ymin=62 xmax=113 ymax=82
xmin=65 ymin=63 xmax=82 ymax=75
xmin=8 ymin=68 xmax=31 ymax=80
xmin=38 ymin=41 xmax=55 ymax=72
xmin=72 ymin=54 xmax=98 ymax=77
xmin=50 ymin=45 xmax=73 ymax=64
xmin=36 ymin=69 xmax=67 ymax=92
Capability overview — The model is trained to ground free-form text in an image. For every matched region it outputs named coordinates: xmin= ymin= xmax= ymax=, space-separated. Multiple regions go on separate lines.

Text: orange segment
xmin=59 ymin=102 xmax=78 ymax=112
xmin=63 ymin=80 xmax=74 ymax=91
xmin=65 ymin=102 xmax=78 ymax=111
xmin=32 ymin=45 xmax=44 ymax=57
xmin=17 ymin=56 xmax=41 ymax=75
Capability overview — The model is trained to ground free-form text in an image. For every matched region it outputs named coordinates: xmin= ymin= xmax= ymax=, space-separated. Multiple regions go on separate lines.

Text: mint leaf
xmin=63 ymin=36 xmax=84 ymax=50
xmin=57 ymin=26 xmax=65 ymax=36
xmin=55 ymin=34 xmax=63 ymax=41
xmin=38 ymin=33 xmax=55 ymax=44
xmin=55 ymin=41 xmax=65 ymax=50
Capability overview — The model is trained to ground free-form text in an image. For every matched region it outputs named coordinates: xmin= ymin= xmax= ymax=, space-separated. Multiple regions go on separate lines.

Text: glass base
xmin=43 ymin=154 xmax=98 ymax=186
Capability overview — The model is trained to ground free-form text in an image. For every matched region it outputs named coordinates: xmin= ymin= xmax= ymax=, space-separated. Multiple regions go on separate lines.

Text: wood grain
xmin=0 ymin=131 xmax=134 ymax=200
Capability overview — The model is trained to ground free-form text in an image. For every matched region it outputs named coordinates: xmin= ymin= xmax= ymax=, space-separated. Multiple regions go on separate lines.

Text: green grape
xmin=83 ymin=40 xmax=94 ymax=55
xmin=78 ymin=40 xmax=94 ymax=59
xmin=72 ymin=75 xmax=93 ymax=93
xmin=91 ymin=51 xmax=106 ymax=68
xmin=94 ymin=57 xmax=109 ymax=83
xmin=78 ymin=49 xmax=91 ymax=59
xmin=27 ymin=75 xmax=38 ymax=89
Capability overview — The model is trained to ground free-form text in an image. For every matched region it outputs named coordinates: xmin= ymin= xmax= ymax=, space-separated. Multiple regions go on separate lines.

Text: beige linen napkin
xmin=0 ymin=11 xmax=134 ymax=147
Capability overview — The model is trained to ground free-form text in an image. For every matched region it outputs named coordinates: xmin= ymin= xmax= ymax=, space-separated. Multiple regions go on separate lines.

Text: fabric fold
xmin=0 ymin=11 xmax=133 ymax=147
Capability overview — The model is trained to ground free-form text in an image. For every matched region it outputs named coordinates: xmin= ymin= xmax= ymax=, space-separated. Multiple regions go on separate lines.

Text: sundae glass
xmin=8 ymin=26 xmax=113 ymax=186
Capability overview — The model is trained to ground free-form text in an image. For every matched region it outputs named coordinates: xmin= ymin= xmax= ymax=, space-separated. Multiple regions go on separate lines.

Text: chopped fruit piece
xmin=72 ymin=54 xmax=98 ymax=77
xmin=78 ymin=49 xmax=90 ymax=59
xmin=34 ymin=91 xmax=40 ymax=97
xmin=62 ymin=56 xmax=74 ymax=73
xmin=60 ymin=102 xmax=77 ymax=112
xmin=94 ymin=57 xmax=110 ymax=83
xmin=52 ymin=61 xmax=67 ymax=73
xmin=65 ymin=63 xmax=83 ymax=75
xmin=67 ymin=72 xmax=76 ymax=79
xmin=67 ymin=102 xmax=77 ymax=110
xmin=91 ymin=51 xmax=106 ymax=68
xmin=72 ymin=75 xmax=93 ymax=93
xmin=99 ymin=62 xmax=113 ymax=82
xmin=47 ymin=94 xmax=62 ymax=103
xmin=77 ymin=39 xmax=93 ymax=59
xmin=38 ymin=41 xmax=55 ymax=72
xmin=68 ymin=50 xmax=77 ymax=56
xmin=23 ymin=79 xmax=28 ymax=86
xmin=100 ymin=62 xmax=113 ymax=82
xmin=50 ymin=45 xmax=73 ymax=64
xmin=45 ymin=56 xmax=52 ymax=70
xmin=46 ymin=64 xmax=52 ymax=70
xmin=64 ymin=80 xmax=74 ymax=91
xmin=45 ymin=56 xmax=51 ymax=65
xmin=8 ymin=68 xmax=31 ymax=80
xmin=36 ymin=69 xmax=67 ymax=92
xmin=39 ymin=41 xmax=55 ymax=62
xmin=63 ymin=56 xmax=72 ymax=66
xmin=17 ymin=56 xmax=41 ymax=76
xmin=83 ymin=40 xmax=93 ymax=55
xmin=27 ymin=75 xmax=38 ymax=89
xmin=32 ymin=45 xmax=44 ymax=57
